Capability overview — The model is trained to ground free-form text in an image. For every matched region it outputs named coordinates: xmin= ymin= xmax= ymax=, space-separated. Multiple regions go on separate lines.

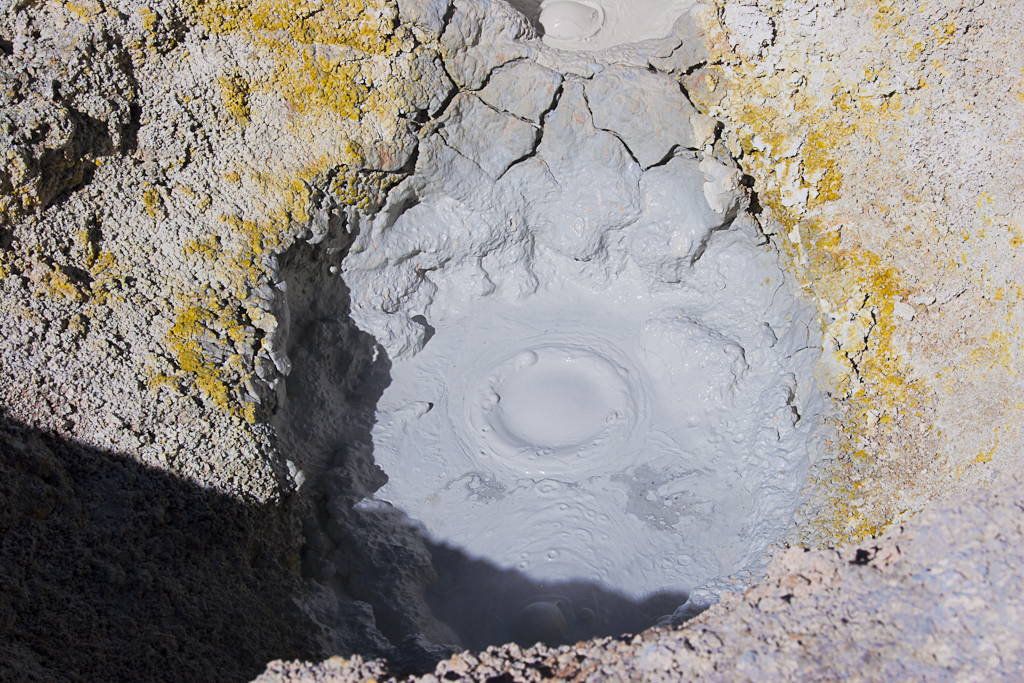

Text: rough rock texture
xmin=688 ymin=0 xmax=1024 ymax=544
xmin=0 ymin=412 xmax=322 ymax=682
xmin=2 ymin=0 xmax=1023 ymax=678
xmin=0 ymin=3 xmax=135 ymax=229
xmin=1 ymin=0 xmax=457 ymax=676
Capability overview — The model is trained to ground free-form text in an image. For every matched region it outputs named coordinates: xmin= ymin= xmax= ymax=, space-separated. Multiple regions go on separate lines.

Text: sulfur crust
xmin=139 ymin=0 xmax=429 ymax=420
xmin=693 ymin=0 xmax=1024 ymax=545
xmin=189 ymin=0 xmax=408 ymax=122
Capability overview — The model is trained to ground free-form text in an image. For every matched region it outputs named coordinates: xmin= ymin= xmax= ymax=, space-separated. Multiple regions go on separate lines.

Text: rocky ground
xmin=258 ymin=469 xmax=1024 ymax=681
xmin=2 ymin=0 xmax=458 ymax=676
xmin=0 ymin=412 xmax=320 ymax=682
xmin=1 ymin=0 xmax=1022 ymax=679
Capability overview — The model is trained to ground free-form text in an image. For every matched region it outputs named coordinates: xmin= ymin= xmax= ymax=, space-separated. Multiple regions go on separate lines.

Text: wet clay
xmin=343 ymin=72 xmax=824 ymax=629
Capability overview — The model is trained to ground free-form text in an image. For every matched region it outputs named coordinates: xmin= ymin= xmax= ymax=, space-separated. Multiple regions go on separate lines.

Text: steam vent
xmin=1 ymin=0 xmax=1023 ymax=680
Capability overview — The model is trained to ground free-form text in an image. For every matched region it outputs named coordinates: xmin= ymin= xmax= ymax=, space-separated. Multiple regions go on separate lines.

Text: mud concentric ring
xmin=457 ymin=340 xmax=646 ymax=476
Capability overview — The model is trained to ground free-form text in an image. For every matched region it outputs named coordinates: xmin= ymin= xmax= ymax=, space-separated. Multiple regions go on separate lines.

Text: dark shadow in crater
xmin=0 ymin=411 xmax=319 ymax=683
xmin=273 ymin=217 xmax=394 ymax=492
xmin=273 ymin=229 xmax=462 ymax=663
xmin=424 ymin=540 xmax=688 ymax=652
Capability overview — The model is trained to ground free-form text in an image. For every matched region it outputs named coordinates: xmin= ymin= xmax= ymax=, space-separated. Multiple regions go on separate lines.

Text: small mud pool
xmin=512 ymin=0 xmax=696 ymax=51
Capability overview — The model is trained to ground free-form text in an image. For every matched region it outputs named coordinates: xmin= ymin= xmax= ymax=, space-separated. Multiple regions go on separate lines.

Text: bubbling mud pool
xmin=328 ymin=52 xmax=825 ymax=650
xmin=367 ymin=252 xmax=822 ymax=647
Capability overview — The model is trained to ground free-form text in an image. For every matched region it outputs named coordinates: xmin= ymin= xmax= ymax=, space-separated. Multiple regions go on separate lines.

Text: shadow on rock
xmin=0 ymin=411 xmax=321 ymax=683
xmin=272 ymin=231 xmax=462 ymax=664
xmin=424 ymin=540 xmax=688 ymax=652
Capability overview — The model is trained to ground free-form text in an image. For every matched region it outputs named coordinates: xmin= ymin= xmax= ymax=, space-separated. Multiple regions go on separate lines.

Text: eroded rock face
xmin=0 ymin=0 xmax=459 ymax=675
xmin=693 ymin=0 xmax=1024 ymax=546
xmin=0 ymin=4 xmax=135 ymax=229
